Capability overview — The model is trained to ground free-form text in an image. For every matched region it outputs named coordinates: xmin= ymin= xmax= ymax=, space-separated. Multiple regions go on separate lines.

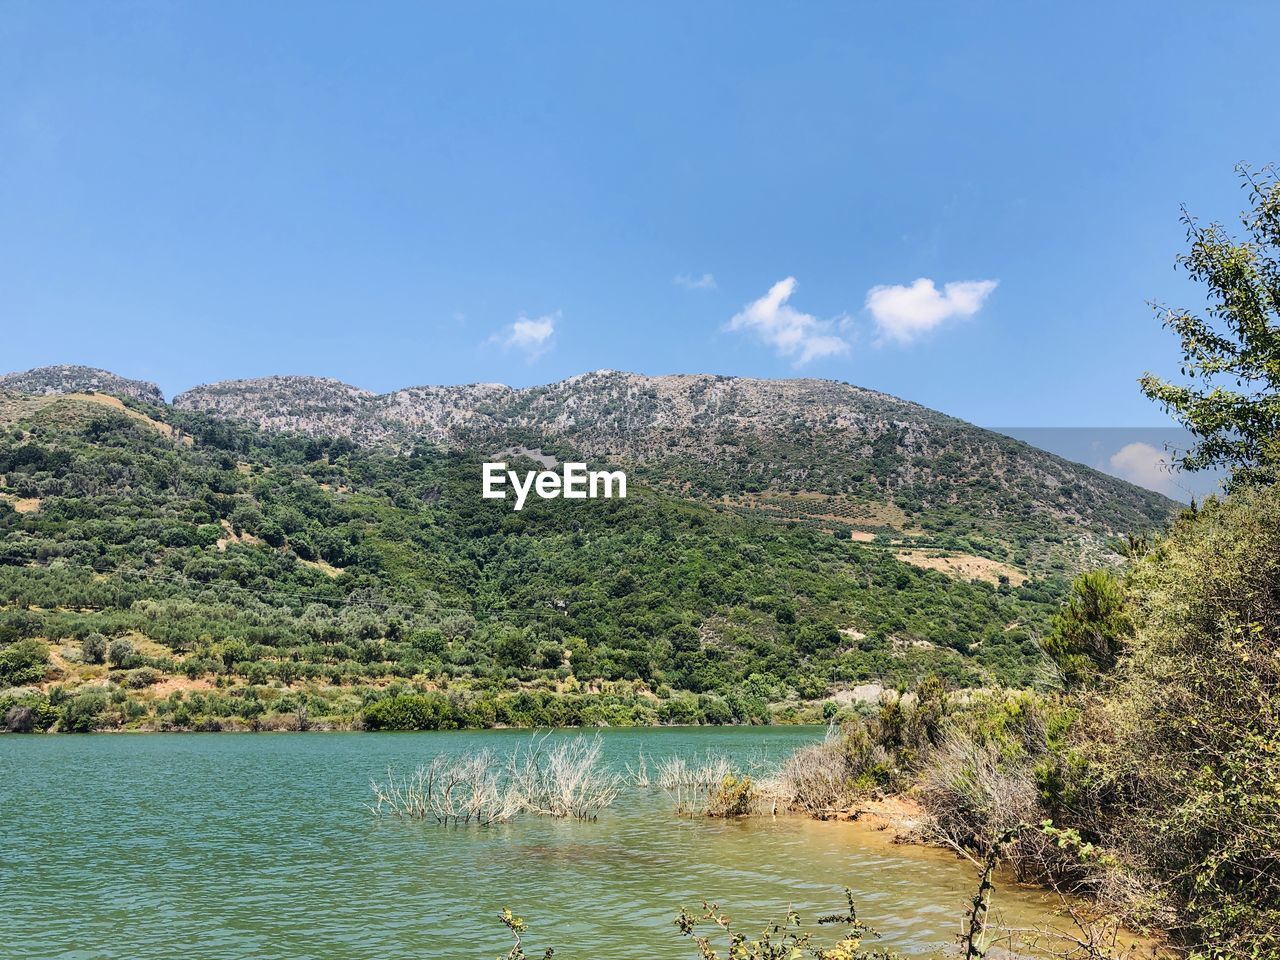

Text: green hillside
xmin=0 ymin=391 xmax=1065 ymax=732
xmin=174 ymin=369 xmax=1178 ymax=576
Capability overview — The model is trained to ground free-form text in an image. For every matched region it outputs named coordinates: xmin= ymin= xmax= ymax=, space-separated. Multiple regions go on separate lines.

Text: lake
xmin=2 ymin=727 xmax=1062 ymax=959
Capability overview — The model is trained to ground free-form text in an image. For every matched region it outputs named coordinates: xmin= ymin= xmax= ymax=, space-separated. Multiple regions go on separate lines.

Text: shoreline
xmin=1 ymin=717 xmax=835 ymax=735
xmin=818 ymin=793 xmax=1175 ymax=959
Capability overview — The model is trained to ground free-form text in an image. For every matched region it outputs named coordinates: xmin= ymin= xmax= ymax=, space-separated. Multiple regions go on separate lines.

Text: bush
xmin=362 ymin=692 xmax=456 ymax=731
xmin=106 ymin=638 xmax=136 ymax=669
xmin=0 ymin=639 xmax=50 ymax=688
xmin=920 ymin=735 xmax=1040 ymax=867
xmin=705 ymin=774 xmax=754 ymax=818
xmin=770 ymin=678 xmax=952 ymax=815
xmin=124 ymin=667 xmax=162 ymax=689
xmin=60 ymin=690 xmax=108 ymax=733
xmin=1101 ymin=487 xmax=1280 ymax=954
xmin=4 ymin=697 xmax=56 ymax=732
xmin=82 ymin=632 xmax=108 ymax=665
xmin=0 ymin=610 xmax=41 ymax=644
xmin=770 ymin=729 xmax=873 ymax=814
xmin=1042 ymin=571 xmax=1131 ymax=686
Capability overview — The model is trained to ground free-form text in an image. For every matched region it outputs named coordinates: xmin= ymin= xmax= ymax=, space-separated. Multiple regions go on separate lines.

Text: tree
xmin=1106 ymin=486 xmax=1280 ymax=953
xmin=0 ymin=639 xmax=49 ymax=687
xmin=1140 ymin=165 xmax=1280 ymax=484
xmin=82 ymin=632 xmax=107 ymax=665
xmin=107 ymin=637 xmax=136 ymax=669
xmin=495 ymin=627 xmax=533 ymax=669
xmin=1042 ymin=570 xmax=1131 ymax=687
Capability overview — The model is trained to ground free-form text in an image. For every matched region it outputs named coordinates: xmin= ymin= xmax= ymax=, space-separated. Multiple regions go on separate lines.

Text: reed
xmin=369 ymin=734 xmax=620 ymax=825
xmin=369 ymin=752 xmax=524 ymax=826
xmin=507 ymin=735 xmax=621 ymax=821
xmin=654 ymin=750 xmax=778 ymax=816
xmin=623 ymin=749 xmax=651 ymax=787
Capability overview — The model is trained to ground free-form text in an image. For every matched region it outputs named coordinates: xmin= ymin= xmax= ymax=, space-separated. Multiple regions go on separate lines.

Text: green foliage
xmin=1 ymin=691 xmax=57 ymax=732
xmin=495 ymin=908 xmax=554 ymax=960
xmin=0 ymin=637 xmax=49 ymax=686
xmin=1104 ymin=485 xmax=1280 ymax=955
xmin=1140 ymin=164 xmax=1280 ymax=484
xmin=675 ymin=890 xmax=892 ymax=960
xmin=0 ymin=401 xmax=1064 ymax=729
xmin=82 ymin=632 xmax=107 ymax=664
xmin=905 ymin=485 xmax=1280 ymax=955
xmin=106 ymin=637 xmax=136 ymax=669
xmin=705 ymin=774 xmax=754 ymax=818
xmin=361 ymin=693 xmax=455 ymax=731
xmin=776 ymin=676 xmax=955 ymax=814
xmin=59 ymin=688 xmax=109 ymax=733
xmin=1041 ymin=570 xmax=1132 ymax=686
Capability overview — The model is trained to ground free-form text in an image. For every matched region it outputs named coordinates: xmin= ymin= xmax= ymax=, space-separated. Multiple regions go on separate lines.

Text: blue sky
xmin=3 ymin=1 xmax=1278 ymax=438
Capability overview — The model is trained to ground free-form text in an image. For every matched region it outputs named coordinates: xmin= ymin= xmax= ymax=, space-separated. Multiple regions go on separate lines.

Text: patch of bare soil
xmin=147 ymin=676 xmax=214 ymax=697
xmin=830 ymin=682 xmax=885 ymax=705
xmin=895 ymin=549 xmax=1027 ymax=586
xmin=832 ymin=793 xmax=928 ymax=840
xmin=0 ymin=492 xmax=40 ymax=513
xmin=298 ymin=557 xmax=344 ymax=577
xmin=216 ymin=519 xmax=264 ymax=551
xmin=126 ymin=634 xmax=179 ymax=659
xmin=64 ymin=393 xmax=193 ymax=445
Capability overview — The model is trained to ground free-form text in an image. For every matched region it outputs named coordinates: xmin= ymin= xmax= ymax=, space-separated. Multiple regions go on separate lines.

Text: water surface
xmin=2 ymin=728 xmax=1059 ymax=959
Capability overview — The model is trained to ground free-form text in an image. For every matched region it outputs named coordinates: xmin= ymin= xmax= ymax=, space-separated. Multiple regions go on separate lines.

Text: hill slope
xmin=0 ymin=365 xmax=164 ymax=404
xmin=0 ymin=365 xmax=1182 ymax=577
xmin=0 ymin=391 xmax=1064 ymax=731
xmin=169 ymin=368 xmax=1176 ymax=573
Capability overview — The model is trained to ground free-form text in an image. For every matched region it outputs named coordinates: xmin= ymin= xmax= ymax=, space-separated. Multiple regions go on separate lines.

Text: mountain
xmin=0 ymin=363 xmax=1186 ymax=732
xmin=0 ymin=381 xmax=1072 ymax=732
xmin=170 ymin=368 xmax=1177 ymax=574
xmin=0 ymin=365 xmax=1180 ymax=577
xmin=0 ymin=365 xmax=164 ymax=404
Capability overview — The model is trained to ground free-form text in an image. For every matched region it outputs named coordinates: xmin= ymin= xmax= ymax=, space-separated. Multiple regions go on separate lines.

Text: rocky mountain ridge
xmin=2 ymin=365 xmax=1179 ymax=572
xmin=0 ymin=365 xmax=164 ymax=405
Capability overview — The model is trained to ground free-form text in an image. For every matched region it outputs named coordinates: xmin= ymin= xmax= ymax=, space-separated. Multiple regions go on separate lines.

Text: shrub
xmin=769 ymin=729 xmax=871 ymax=814
xmin=362 ymin=692 xmax=456 ymax=731
xmin=60 ymin=689 xmax=108 ymax=732
xmin=1041 ymin=571 xmax=1131 ymax=686
xmin=82 ymin=632 xmax=108 ymax=665
xmin=0 ymin=610 xmax=41 ymax=644
xmin=4 ymin=698 xmax=55 ymax=732
xmin=125 ymin=667 xmax=162 ymax=689
xmin=920 ymin=735 xmax=1040 ymax=867
xmin=676 ymin=890 xmax=880 ymax=959
xmin=0 ymin=639 xmax=50 ymax=688
xmin=1101 ymin=487 xmax=1280 ymax=954
xmin=705 ymin=774 xmax=754 ymax=818
xmin=106 ymin=638 xmax=136 ymax=669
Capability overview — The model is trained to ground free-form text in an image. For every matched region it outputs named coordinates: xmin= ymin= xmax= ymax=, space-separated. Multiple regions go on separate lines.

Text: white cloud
xmin=674 ymin=272 xmax=717 ymax=290
xmin=490 ymin=312 xmax=557 ymax=360
xmin=1109 ymin=442 xmax=1179 ymax=496
xmin=865 ymin=278 xmax=998 ymax=344
xmin=725 ymin=277 xmax=849 ymax=366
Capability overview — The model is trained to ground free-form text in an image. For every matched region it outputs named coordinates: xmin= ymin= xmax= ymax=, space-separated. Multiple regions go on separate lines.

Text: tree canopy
xmin=1141 ymin=164 xmax=1280 ymax=484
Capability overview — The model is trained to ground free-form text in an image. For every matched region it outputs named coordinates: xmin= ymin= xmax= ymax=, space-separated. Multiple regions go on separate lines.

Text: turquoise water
xmin=1 ymin=728 xmax=1055 ymax=959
